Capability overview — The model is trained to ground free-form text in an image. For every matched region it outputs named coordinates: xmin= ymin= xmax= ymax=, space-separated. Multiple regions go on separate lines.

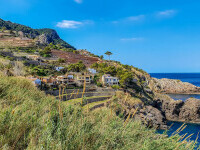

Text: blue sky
xmin=1 ymin=0 xmax=200 ymax=73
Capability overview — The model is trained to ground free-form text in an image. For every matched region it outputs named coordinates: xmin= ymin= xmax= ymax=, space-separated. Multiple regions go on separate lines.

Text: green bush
xmin=112 ymin=85 xmax=120 ymax=89
xmin=96 ymin=82 xmax=102 ymax=87
xmin=58 ymin=58 xmax=65 ymax=63
xmin=67 ymin=61 xmax=86 ymax=72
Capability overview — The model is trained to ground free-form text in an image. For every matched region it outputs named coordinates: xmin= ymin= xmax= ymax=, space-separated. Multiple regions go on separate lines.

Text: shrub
xmin=58 ymin=58 xmax=65 ymax=63
xmin=96 ymin=82 xmax=102 ymax=87
xmin=112 ymin=85 xmax=120 ymax=89
xmin=67 ymin=61 xmax=86 ymax=72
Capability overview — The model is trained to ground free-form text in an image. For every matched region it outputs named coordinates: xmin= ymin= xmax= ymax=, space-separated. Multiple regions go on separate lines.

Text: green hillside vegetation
xmin=91 ymin=62 xmax=148 ymax=89
xmin=0 ymin=75 xmax=196 ymax=149
xmin=0 ymin=18 xmax=75 ymax=49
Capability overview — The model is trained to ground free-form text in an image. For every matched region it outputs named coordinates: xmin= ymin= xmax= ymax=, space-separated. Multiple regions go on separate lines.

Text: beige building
xmin=76 ymin=73 xmax=93 ymax=84
xmin=102 ymin=74 xmax=119 ymax=86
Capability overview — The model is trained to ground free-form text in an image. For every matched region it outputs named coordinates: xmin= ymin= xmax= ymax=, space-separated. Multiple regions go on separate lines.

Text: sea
xmin=150 ymin=73 xmax=200 ymax=148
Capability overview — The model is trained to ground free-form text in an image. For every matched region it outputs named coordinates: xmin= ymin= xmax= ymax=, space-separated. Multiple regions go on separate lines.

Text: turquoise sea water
xmin=150 ymin=73 xmax=200 ymax=147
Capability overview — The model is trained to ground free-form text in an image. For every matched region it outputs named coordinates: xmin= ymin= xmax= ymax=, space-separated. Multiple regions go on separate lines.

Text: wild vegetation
xmin=0 ymin=75 xmax=197 ymax=149
xmin=91 ymin=62 xmax=145 ymax=88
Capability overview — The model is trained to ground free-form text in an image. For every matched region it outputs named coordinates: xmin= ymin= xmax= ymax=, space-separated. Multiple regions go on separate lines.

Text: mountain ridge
xmin=0 ymin=18 xmax=75 ymax=49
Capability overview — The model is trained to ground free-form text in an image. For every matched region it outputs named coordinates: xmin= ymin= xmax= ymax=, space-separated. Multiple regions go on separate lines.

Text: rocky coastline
xmin=126 ymin=77 xmax=200 ymax=129
xmin=149 ymin=78 xmax=200 ymax=94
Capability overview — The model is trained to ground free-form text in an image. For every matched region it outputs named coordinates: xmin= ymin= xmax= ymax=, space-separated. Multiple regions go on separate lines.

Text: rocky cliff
xmin=149 ymin=78 xmax=200 ymax=94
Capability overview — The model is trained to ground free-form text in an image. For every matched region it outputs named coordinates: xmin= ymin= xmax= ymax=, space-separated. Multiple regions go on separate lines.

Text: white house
xmin=88 ymin=68 xmax=97 ymax=74
xmin=102 ymin=74 xmax=119 ymax=86
xmin=67 ymin=74 xmax=74 ymax=79
xmin=55 ymin=67 xmax=64 ymax=71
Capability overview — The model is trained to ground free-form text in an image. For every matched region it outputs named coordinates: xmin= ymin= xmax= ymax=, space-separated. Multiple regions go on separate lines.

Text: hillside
xmin=0 ymin=18 xmax=75 ymax=49
xmin=0 ymin=75 xmax=195 ymax=149
xmin=51 ymin=50 xmax=101 ymax=67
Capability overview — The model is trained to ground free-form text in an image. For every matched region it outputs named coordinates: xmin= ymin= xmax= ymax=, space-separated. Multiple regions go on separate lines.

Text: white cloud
xmin=74 ymin=0 xmax=82 ymax=4
xmin=56 ymin=20 xmax=82 ymax=28
xmin=113 ymin=10 xmax=177 ymax=24
xmin=112 ymin=15 xmax=145 ymax=24
xmin=156 ymin=10 xmax=177 ymax=18
xmin=121 ymin=37 xmax=144 ymax=41
xmin=56 ymin=20 xmax=93 ymax=29
xmin=126 ymin=15 xmax=145 ymax=21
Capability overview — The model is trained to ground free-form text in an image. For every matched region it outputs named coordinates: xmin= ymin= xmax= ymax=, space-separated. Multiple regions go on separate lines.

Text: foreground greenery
xmin=0 ymin=75 xmax=197 ymax=149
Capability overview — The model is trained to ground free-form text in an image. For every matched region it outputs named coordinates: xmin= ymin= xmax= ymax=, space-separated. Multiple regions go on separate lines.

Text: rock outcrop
xmin=135 ymin=105 xmax=167 ymax=129
xmin=38 ymin=34 xmax=50 ymax=45
xmin=116 ymin=90 xmax=200 ymax=129
xmin=179 ymin=98 xmax=200 ymax=123
xmin=149 ymin=78 xmax=200 ymax=94
xmin=114 ymin=91 xmax=168 ymax=129
xmin=154 ymin=93 xmax=200 ymax=124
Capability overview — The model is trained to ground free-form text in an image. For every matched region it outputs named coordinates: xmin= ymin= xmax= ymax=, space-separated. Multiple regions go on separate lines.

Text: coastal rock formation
xmin=179 ymin=98 xmax=200 ymax=123
xmin=114 ymin=91 xmax=168 ymax=129
xmin=149 ymin=78 xmax=200 ymax=94
xmin=135 ymin=105 xmax=167 ymax=129
xmin=154 ymin=94 xmax=200 ymax=124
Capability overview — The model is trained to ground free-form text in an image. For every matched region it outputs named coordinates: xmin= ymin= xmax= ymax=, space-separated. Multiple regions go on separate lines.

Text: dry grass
xmin=0 ymin=75 xmax=198 ymax=150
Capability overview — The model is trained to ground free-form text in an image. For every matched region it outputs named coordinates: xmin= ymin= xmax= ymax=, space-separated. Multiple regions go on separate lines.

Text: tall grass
xmin=0 ymin=75 xmax=197 ymax=149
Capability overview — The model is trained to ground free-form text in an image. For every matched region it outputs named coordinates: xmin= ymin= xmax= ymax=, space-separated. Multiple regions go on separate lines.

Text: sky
xmin=1 ymin=0 xmax=200 ymax=73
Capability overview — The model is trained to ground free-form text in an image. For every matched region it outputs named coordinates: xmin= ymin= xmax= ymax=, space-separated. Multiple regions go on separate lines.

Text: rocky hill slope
xmin=0 ymin=18 xmax=75 ymax=49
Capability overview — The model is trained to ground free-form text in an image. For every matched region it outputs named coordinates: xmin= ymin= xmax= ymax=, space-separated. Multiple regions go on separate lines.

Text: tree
xmin=58 ymin=58 xmax=65 ymax=63
xmin=39 ymin=46 xmax=51 ymax=57
xmin=105 ymin=51 xmax=112 ymax=61
xmin=67 ymin=61 xmax=86 ymax=72
xmin=100 ymin=55 xmax=104 ymax=59
xmin=1 ymin=27 xmax=7 ymax=32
